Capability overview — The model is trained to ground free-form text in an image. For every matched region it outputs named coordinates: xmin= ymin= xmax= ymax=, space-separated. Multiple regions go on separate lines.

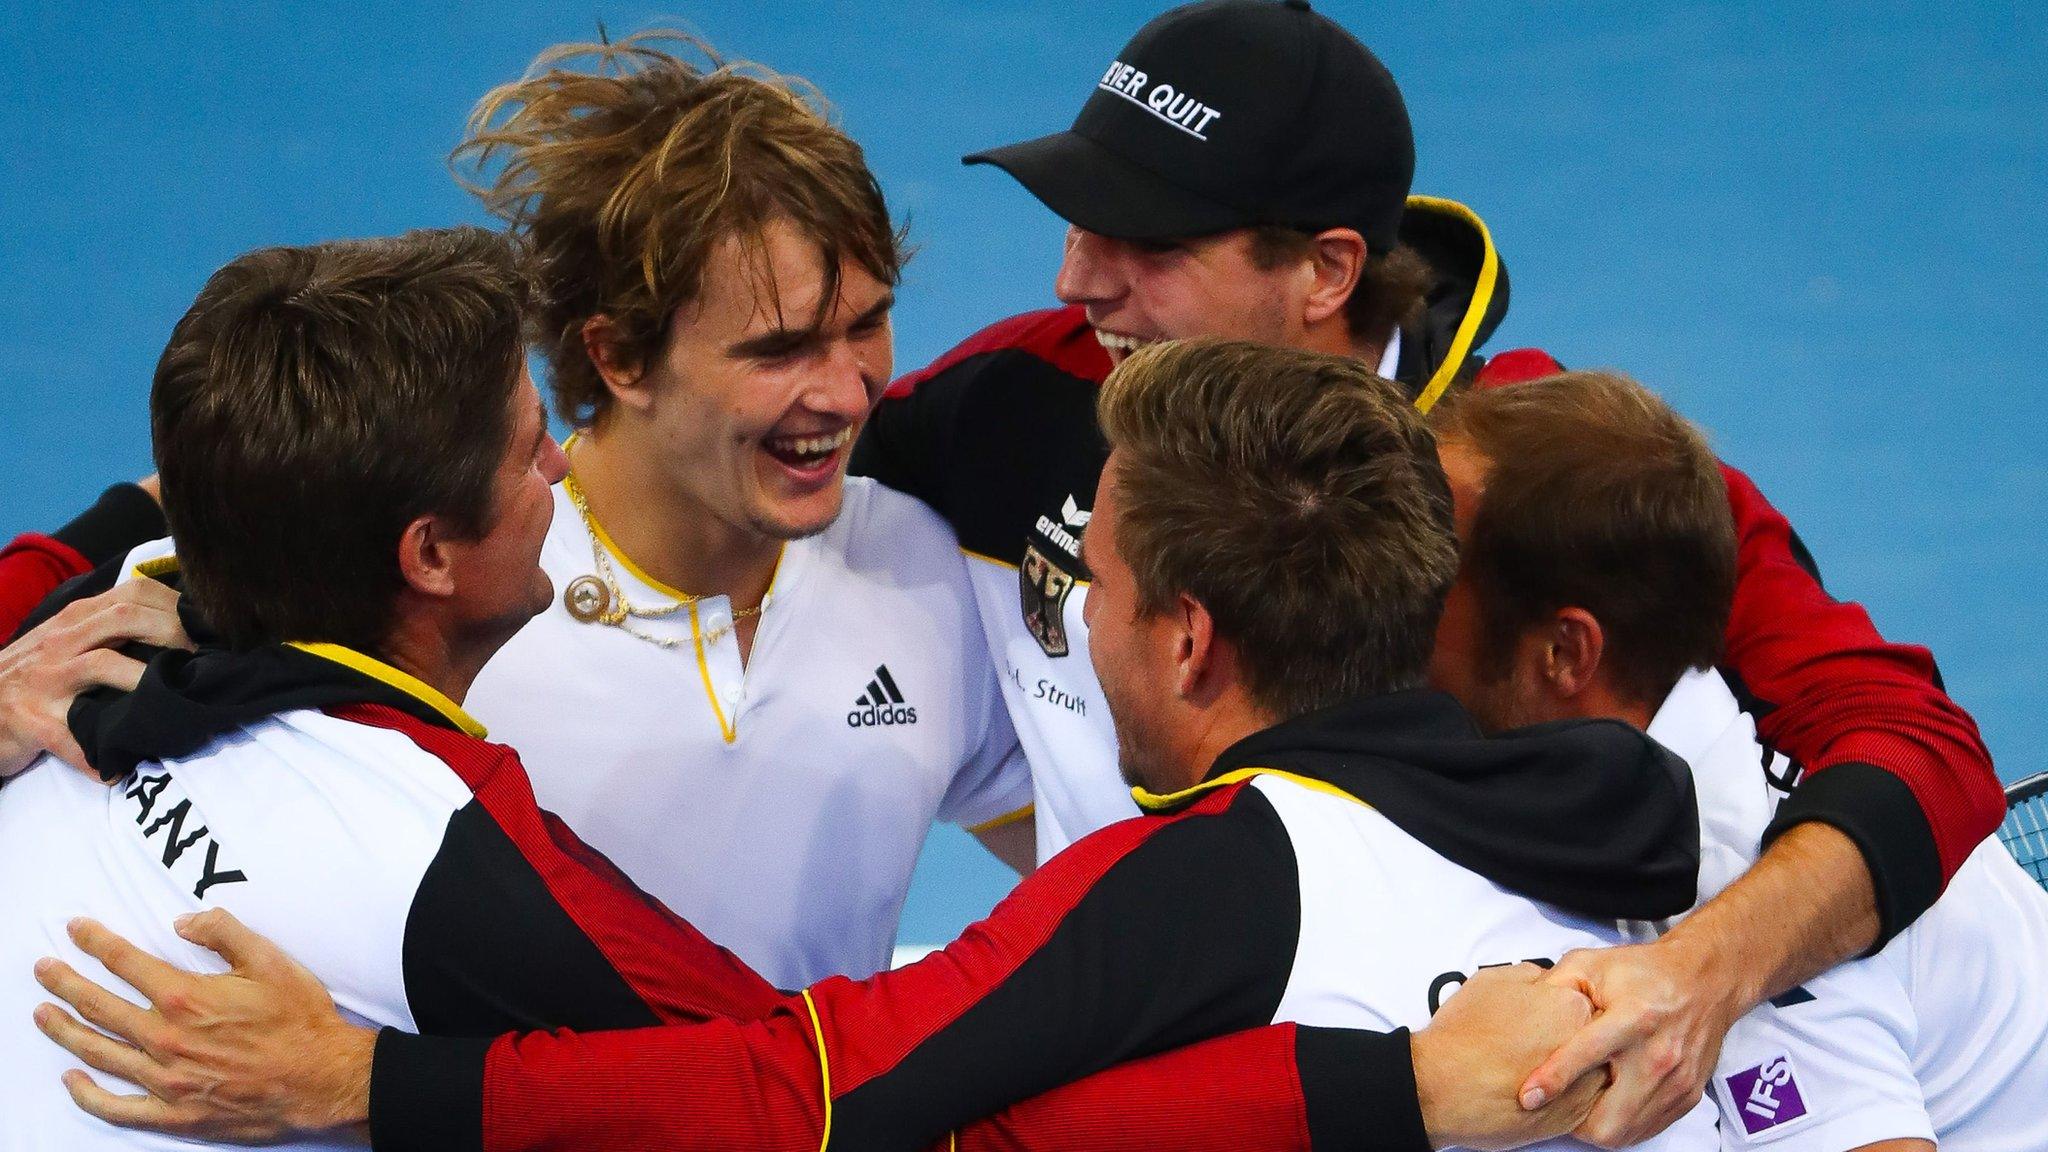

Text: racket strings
xmin=1999 ymin=774 xmax=2048 ymax=891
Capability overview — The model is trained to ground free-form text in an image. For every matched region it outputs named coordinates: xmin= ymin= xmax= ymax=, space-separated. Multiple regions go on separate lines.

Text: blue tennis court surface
xmin=2 ymin=2 xmax=2041 ymax=942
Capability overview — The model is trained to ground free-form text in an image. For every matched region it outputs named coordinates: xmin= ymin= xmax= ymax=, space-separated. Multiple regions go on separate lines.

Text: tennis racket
xmin=1999 ymin=772 xmax=2048 ymax=891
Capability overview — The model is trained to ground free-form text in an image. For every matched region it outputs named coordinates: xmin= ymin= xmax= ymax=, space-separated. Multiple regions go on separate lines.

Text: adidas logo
xmin=847 ymin=664 xmax=919 ymax=728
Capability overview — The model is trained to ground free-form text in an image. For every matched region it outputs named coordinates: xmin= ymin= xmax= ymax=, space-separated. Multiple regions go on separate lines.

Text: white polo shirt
xmin=468 ymin=476 xmax=1031 ymax=989
xmin=1647 ymin=670 xmax=2048 ymax=1152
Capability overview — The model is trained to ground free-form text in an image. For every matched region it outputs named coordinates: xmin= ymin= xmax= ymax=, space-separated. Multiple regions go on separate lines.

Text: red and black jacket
xmin=850 ymin=198 xmax=2001 ymax=945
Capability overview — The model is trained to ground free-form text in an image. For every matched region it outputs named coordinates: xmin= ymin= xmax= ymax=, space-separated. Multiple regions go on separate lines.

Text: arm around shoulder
xmin=1717 ymin=460 xmax=2000 ymax=938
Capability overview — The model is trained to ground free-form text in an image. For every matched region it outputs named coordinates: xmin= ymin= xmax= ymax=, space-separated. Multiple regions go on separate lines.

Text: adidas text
xmin=847 ymin=703 xmax=919 ymax=727
xmin=850 ymin=665 xmax=917 ymax=726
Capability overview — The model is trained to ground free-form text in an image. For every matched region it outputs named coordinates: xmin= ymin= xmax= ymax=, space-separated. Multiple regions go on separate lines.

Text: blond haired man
xmin=438 ymin=35 xmax=1037 ymax=988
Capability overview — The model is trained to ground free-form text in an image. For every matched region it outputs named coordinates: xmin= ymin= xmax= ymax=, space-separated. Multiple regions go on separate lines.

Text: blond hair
xmin=454 ymin=31 xmax=903 ymax=424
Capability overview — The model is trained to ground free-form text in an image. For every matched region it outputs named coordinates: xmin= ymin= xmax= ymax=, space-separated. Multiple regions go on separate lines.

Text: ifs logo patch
xmin=1725 ymin=1055 xmax=1809 ymax=1136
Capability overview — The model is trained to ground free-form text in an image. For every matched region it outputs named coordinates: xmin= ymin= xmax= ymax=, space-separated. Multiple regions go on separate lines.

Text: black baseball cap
xmin=965 ymin=0 xmax=1414 ymax=250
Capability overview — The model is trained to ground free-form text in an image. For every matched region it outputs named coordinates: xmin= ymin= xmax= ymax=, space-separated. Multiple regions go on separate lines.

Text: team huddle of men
xmin=0 ymin=2 xmax=2039 ymax=1150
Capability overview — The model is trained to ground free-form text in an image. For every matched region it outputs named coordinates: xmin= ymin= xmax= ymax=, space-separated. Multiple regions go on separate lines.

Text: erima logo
xmin=1725 ymin=1056 xmax=1809 ymax=1135
xmin=1097 ymin=60 xmax=1224 ymax=140
xmin=848 ymin=665 xmax=918 ymax=727
xmin=1034 ymin=495 xmax=1091 ymax=558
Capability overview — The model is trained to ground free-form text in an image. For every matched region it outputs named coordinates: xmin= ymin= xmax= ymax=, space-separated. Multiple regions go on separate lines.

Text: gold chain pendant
xmin=563 ymin=574 xmax=612 ymax=623
xmin=559 ymin=469 xmax=767 ymax=648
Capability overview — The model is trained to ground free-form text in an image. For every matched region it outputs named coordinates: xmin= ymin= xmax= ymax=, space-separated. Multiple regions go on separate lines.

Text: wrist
xmin=1656 ymin=914 xmax=1762 ymax=1024
xmin=1409 ymin=1024 xmax=1458 ymax=1150
xmin=298 ymin=1024 xmax=377 ymax=1135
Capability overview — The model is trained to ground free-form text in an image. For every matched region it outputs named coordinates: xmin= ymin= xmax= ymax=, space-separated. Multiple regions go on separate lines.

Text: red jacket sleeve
xmin=2 ymin=482 xmax=168 ymax=641
xmin=1476 ymin=350 xmax=2002 ymax=942
xmin=0 ymin=533 xmax=91 ymax=638
xmin=1718 ymin=463 xmax=2001 ymax=940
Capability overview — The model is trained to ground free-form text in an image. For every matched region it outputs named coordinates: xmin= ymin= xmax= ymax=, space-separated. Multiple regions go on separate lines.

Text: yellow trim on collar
xmin=1131 ymin=766 xmax=1372 ymax=812
xmin=687 ymin=601 xmax=738 ymax=745
xmin=562 ymin=472 xmax=699 ymax=602
xmin=562 ymin=435 xmax=787 ymax=604
xmin=1402 ymin=195 xmax=1500 ymax=416
xmin=286 ymin=642 xmax=488 ymax=739
xmin=801 ymin=987 xmax=833 ymax=1152
xmin=131 ymin=555 xmax=181 ymax=581
xmin=965 ymin=803 xmax=1035 ymax=835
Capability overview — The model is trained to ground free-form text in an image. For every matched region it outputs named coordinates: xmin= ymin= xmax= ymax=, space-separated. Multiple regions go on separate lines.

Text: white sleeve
xmin=936 ymin=551 xmax=1035 ymax=832
xmin=938 ymin=649 xmax=1035 ymax=832
xmin=1710 ymin=959 xmax=1933 ymax=1150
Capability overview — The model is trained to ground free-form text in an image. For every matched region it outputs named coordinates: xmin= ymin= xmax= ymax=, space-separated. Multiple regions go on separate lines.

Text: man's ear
xmin=1302 ymin=227 xmax=1367 ymax=330
xmin=581 ymin=316 xmax=653 ymax=413
xmin=1171 ymin=591 xmax=1222 ymax=702
xmin=1539 ymin=607 xmax=1607 ymax=699
xmin=395 ymin=514 xmax=459 ymax=601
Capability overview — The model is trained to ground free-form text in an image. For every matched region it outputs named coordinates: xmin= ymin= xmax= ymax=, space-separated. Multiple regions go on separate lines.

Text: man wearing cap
xmin=850 ymin=0 xmax=2003 ymax=1144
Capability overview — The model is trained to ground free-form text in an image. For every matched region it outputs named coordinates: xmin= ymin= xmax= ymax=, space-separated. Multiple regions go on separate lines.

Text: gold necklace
xmin=559 ymin=472 xmax=768 ymax=650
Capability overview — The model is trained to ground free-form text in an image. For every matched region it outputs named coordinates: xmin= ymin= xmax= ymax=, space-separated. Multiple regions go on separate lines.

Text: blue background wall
xmin=2 ymin=2 xmax=2041 ymax=943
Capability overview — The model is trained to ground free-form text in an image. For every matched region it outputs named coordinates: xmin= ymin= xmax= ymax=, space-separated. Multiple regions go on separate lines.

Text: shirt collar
xmin=287 ymin=642 xmax=488 ymax=738
xmin=1644 ymin=668 xmax=1742 ymax=770
xmin=1377 ymin=326 xmax=1403 ymax=381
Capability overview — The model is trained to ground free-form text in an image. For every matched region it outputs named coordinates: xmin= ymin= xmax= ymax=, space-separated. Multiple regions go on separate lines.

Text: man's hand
xmin=31 ymin=910 xmax=375 ymax=1143
xmin=1517 ymin=937 xmax=1739 ymax=1148
xmin=1411 ymin=962 xmax=1604 ymax=1151
xmin=0 ymin=579 xmax=193 ymax=777
xmin=1520 ymin=825 xmax=1880 ymax=1148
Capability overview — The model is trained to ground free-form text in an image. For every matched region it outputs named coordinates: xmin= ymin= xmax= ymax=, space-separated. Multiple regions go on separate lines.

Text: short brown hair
xmin=454 ymin=32 xmax=904 ymax=426
xmin=1097 ymin=339 xmax=1459 ymax=719
xmin=1249 ymin=227 xmax=1432 ymax=348
xmin=1430 ymin=371 xmax=1736 ymax=705
xmin=152 ymin=227 xmax=529 ymax=652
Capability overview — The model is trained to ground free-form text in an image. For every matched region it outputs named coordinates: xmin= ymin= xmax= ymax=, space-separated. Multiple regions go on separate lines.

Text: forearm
xmin=958 ymin=1024 xmax=1424 ymax=1152
xmin=373 ymin=1009 xmax=829 ymax=1152
xmin=375 ymin=801 xmax=1306 ymax=1151
xmin=0 ymin=535 xmax=91 ymax=642
xmin=1662 ymin=823 xmax=1878 ymax=1010
xmin=1718 ymin=462 xmax=2000 ymax=928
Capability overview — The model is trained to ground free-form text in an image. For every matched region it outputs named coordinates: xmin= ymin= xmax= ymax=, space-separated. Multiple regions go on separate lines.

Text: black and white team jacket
xmin=0 ymin=640 xmax=784 ymax=1152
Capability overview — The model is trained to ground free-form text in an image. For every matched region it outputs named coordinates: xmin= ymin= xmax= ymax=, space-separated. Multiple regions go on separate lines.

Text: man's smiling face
xmin=1053 ymin=225 xmax=1309 ymax=366
xmin=635 ymin=215 xmax=895 ymax=542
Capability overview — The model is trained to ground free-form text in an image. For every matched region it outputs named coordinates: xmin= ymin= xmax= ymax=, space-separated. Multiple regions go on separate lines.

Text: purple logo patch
xmin=1726 ymin=1056 xmax=1808 ymax=1135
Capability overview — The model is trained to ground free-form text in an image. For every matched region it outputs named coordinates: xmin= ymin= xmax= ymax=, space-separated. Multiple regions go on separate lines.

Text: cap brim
xmin=963 ymin=131 xmax=1248 ymax=241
